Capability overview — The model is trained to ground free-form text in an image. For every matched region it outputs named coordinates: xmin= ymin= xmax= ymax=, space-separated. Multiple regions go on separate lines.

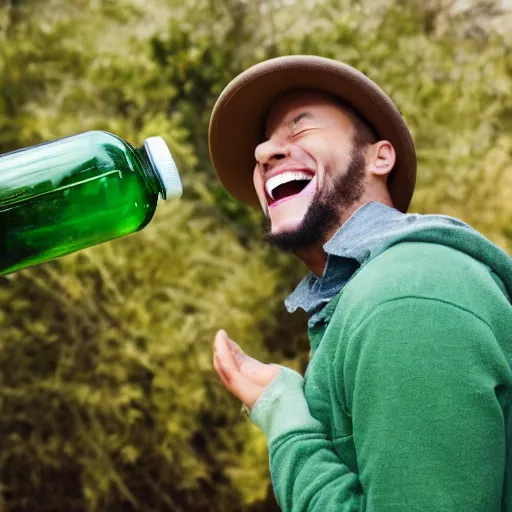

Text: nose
xmin=254 ymin=138 xmax=290 ymax=170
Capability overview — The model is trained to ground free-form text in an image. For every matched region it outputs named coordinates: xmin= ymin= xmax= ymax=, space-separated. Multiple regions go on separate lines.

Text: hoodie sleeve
xmin=249 ymin=366 xmax=363 ymax=512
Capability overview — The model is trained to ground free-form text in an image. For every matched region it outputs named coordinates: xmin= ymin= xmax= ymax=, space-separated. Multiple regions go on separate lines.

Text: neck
xmin=296 ymin=244 xmax=327 ymax=278
xmin=294 ymin=198 xmax=388 ymax=277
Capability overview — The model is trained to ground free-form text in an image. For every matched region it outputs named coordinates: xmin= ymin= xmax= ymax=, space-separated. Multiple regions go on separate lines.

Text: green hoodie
xmin=250 ymin=204 xmax=512 ymax=512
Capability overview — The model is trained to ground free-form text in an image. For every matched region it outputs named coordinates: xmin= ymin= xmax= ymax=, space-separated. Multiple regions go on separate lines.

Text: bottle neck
xmin=137 ymin=147 xmax=166 ymax=197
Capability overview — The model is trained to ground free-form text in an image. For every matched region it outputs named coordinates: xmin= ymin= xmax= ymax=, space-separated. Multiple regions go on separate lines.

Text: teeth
xmin=265 ymin=171 xmax=313 ymax=200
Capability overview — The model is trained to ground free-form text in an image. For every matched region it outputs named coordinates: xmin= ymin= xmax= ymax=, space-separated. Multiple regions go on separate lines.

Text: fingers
xmin=214 ymin=330 xmax=240 ymax=385
xmin=224 ymin=336 xmax=264 ymax=371
xmin=226 ymin=338 xmax=246 ymax=365
xmin=213 ymin=331 xmax=231 ymax=386
xmin=213 ymin=347 xmax=230 ymax=389
xmin=213 ymin=330 xmax=261 ymax=407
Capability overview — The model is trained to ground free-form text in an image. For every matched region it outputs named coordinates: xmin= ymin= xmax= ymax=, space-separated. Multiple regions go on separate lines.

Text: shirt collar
xmin=284 ymin=201 xmax=405 ymax=316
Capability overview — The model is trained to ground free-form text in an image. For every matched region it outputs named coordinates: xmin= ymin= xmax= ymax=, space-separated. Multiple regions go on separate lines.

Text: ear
xmin=367 ymin=141 xmax=396 ymax=178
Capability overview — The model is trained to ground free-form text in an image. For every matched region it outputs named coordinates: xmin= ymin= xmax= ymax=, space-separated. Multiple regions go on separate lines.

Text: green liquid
xmin=0 ymin=131 xmax=160 ymax=275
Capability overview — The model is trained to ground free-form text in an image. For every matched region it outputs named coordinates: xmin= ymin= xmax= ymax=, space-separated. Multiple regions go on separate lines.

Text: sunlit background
xmin=0 ymin=0 xmax=510 ymax=510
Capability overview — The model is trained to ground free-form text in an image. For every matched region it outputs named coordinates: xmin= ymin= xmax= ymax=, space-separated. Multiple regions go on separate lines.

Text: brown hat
xmin=208 ymin=55 xmax=417 ymax=213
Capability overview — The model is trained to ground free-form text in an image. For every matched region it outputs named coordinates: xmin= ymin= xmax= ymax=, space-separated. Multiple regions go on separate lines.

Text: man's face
xmin=253 ymin=91 xmax=367 ymax=252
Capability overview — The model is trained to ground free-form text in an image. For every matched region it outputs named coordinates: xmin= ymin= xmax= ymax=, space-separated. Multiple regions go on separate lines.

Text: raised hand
xmin=213 ymin=329 xmax=281 ymax=410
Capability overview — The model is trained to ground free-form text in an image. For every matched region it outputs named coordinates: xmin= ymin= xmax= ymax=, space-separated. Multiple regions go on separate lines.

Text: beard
xmin=263 ymin=147 xmax=366 ymax=253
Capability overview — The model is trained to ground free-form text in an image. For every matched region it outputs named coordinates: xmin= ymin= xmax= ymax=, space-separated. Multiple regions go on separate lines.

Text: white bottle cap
xmin=143 ymin=136 xmax=183 ymax=200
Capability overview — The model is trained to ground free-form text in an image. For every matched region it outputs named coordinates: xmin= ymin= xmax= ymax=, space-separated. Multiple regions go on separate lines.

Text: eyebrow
xmin=290 ymin=112 xmax=314 ymax=129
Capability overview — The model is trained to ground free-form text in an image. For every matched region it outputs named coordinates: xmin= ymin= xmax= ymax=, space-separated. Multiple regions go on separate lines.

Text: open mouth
xmin=266 ymin=170 xmax=316 ymax=207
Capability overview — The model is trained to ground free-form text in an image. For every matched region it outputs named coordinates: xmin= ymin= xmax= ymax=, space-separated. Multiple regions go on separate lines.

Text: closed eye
xmin=293 ymin=127 xmax=317 ymax=137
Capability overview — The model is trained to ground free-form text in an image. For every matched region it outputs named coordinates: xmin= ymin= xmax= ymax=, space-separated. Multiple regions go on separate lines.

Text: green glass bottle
xmin=0 ymin=131 xmax=182 ymax=275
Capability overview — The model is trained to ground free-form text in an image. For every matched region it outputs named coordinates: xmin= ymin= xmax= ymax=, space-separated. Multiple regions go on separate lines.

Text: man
xmin=208 ymin=55 xmax=512 ymax=511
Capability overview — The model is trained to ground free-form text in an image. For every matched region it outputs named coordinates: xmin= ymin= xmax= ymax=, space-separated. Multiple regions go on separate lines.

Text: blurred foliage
xmin=0 ymin=0 xmax=510 ymax=510
xmin=0 ymin=201 xmax=290 ymax=511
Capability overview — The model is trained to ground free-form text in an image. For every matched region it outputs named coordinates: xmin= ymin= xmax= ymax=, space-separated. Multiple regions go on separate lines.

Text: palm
xmin=227 ymin=339 xmax=277 ymax=386
xmin=213 ymin=330 xmax=281 ymax=409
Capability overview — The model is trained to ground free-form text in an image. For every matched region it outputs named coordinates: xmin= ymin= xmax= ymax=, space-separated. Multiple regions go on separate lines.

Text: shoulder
xmin=337 ymin=242 xmax=508 ymax=328
xmin=354 ymin=242 xmax=490 ymax=294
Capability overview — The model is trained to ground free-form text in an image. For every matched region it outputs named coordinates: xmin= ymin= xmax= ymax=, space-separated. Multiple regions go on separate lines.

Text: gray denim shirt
xmin=284 ymin=201 xmax=479 ymax=329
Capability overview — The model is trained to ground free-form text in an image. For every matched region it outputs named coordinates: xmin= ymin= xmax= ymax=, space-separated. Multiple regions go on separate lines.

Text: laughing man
xmin=209 ymin=56 xmax=512 ymax=512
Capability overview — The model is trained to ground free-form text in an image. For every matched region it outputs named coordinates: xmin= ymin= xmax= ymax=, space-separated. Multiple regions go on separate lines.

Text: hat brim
xmin=208 ymin=55 xmax=416 ymax=213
